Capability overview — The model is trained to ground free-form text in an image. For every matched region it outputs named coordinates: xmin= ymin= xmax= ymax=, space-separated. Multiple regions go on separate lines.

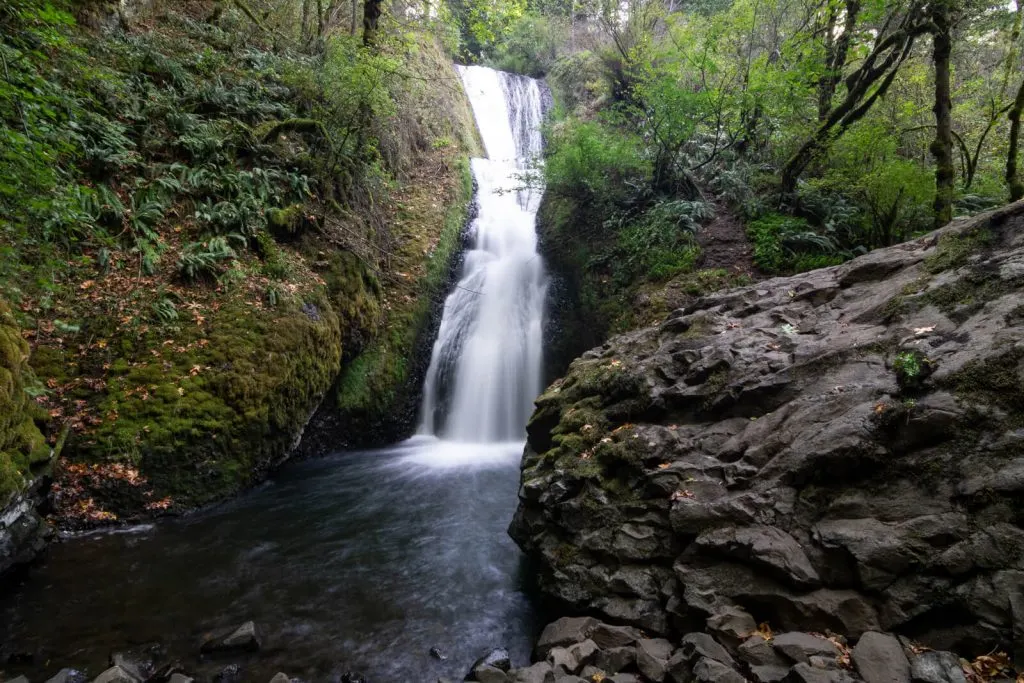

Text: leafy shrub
xmin=545 ymin=119 xmax=649 ymax=209
xmin=614 ymin=199 xmax=712 ymax=282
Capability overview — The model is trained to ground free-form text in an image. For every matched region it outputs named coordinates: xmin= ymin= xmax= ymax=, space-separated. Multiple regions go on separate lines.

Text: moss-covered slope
xmin=0 ymin=2 xmax=477 ymax=526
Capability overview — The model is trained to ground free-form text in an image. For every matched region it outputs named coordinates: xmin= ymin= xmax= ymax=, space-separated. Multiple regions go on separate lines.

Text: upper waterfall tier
xmin=418 ymin=66 xmax=548 ymax=443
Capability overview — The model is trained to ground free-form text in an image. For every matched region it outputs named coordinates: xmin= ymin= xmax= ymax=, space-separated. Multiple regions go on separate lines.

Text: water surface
xmin=0 ymin=439 xmax=541 ymax=682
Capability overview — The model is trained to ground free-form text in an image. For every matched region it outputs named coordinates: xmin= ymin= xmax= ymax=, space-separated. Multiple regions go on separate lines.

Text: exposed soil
xmin=697 ymin=201 xmax=759 ymax=280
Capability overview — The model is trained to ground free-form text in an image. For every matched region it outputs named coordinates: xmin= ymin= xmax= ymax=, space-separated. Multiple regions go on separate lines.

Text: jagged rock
xmin=510 ymin=203 xmax=1024 ymax=654
xmin=549 ymin=640 xmax=598 ymax=675
xmin=783 ymin=663 xmax=859 ymax=683
xmin=608 ymin=675 xmax=642 ymax=683
xmin=509 ymin=662 xmax=553 ymax=683
xmin=535 ymin=618 xmax=599 ymax=659
xmin=592 ymin=623 xmax=644 ymax=649
xmin=594 ymin=646 xmax=636 ymax=674
xmin=200 ymin=621 xmax=261 ymax=654
xmin=635 ymin=638 xmax=674 ymax=682
xmin=851 ymin=632 xmax=910 ymax=683
xmin=91 ymin=666 xmax=138 ymax=683
xmin=772 ymin=633 xmax=840 ymax=665
xmin=44 ymin=670 xmax=88 ymax=683
xmin=908 ymin=651 xmax=968 ymax=683
xmin=4 ymin=677 xmax=30 ymax=683
xmin=167 ymin=675 xmax=194 ymax=683
xmin=692 ymin=657 xmax=746 ymax=683
xmin=679 ymin=632 xmax=737 ymax=669
xmin=739 ymin=637 xmax=790 ymax=668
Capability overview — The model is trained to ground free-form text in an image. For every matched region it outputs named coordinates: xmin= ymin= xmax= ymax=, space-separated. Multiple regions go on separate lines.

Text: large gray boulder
xmin=510 ymin=202 xmax=1024 ymax=656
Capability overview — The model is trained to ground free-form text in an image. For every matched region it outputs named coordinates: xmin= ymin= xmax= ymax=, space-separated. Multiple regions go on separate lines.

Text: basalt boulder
xmin=509 ymin=202 xmax=1024 ymax=659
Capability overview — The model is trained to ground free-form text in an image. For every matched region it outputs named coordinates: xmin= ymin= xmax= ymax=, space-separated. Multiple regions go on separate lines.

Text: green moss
xmin=333 ymin=156 xmax=472 ymax=423
xmin=924 ymin=227 xmax=992 ymax=274
xmin=0 ymin=299 xmax=50 ymax=504
xmin=944 ymin=349 xmax=1024 ymax=428
xmin=64 ymin=297 xmax=343 ymax=511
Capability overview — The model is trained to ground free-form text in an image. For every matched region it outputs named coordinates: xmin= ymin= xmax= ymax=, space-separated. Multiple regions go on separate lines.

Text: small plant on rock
xmin=893 ymin=350 xmax=933 ymax=390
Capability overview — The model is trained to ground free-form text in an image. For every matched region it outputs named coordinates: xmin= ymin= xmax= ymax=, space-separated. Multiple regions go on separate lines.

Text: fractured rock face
xmin=510 ymin=202 xmax=1024 ymax=655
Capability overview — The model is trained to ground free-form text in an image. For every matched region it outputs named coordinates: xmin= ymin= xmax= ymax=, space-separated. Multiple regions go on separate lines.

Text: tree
xmin=780 ymin=1 xmax=933 ymax=196
xmin=931 ymin=0 xmax=954 ymax=228
xmin=1009 ymin=78 xmax=1024 ymax=201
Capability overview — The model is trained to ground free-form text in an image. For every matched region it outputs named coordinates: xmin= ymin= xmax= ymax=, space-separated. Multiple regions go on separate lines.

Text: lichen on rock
xmin=510 ymin=201 xmax=1024 ymax=657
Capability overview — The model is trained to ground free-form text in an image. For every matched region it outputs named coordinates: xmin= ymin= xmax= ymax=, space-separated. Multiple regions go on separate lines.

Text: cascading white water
xmin=417 ymin=65 xmax=547 ymax=444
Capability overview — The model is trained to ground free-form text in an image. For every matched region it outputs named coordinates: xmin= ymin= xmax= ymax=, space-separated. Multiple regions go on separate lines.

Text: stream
xmin=0 ymin=439 xmax=542 ymax=681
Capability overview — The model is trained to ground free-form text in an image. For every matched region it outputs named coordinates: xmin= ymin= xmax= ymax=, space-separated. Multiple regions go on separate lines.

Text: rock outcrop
xmin=510 ymin=202 xmax=1024 ymax=659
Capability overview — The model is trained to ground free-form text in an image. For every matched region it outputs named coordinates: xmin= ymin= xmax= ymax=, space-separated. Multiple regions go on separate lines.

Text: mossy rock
xmin=0 ymin=300 xmax=50 ymax=505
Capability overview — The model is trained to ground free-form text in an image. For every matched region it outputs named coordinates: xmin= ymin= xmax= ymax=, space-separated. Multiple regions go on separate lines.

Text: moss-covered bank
xmin=0 ymin=301 xmax=50 ymax=506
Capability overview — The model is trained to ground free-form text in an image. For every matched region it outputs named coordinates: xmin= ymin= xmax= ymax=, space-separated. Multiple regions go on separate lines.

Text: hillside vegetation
xmin=0 ymin=0 xmax=478 ymax=524
xmin=457 ymin=0 xmax=1024 ymax=340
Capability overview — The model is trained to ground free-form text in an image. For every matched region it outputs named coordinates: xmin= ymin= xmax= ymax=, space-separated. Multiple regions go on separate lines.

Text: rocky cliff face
xmin=510 ymin=202 xmax=1024 ymax=661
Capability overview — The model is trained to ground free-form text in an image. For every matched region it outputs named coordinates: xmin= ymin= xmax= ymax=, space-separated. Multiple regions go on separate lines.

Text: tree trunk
xmin=363 ymin=0 xmax=383 ymax=47
xmin=1009 ymin=78 xmax=1024 ymax=202
xmin=931 ymin=0 xmax=954 ymax=228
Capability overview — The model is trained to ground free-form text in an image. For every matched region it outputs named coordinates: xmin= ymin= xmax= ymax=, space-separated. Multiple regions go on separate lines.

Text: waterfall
xmin=418 ymin=66 xmax=547 ymax=444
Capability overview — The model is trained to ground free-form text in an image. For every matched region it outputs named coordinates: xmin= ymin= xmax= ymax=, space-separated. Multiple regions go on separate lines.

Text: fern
xmin=177 ymin=237 xmax=236 ymax=282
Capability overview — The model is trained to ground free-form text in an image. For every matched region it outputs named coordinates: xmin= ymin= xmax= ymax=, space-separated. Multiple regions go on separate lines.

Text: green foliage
xmin=545 ymin=119 xmax=649 ymax=208
xmin=893 ymin=350 xmax=933 ymax=391
xmin=488 ymin=13 xmax=568 ymax=76
xmin=613 ymin=200 xmax=711 ymax=282
xmin=177 ymin=237 xmax=237 ymax=282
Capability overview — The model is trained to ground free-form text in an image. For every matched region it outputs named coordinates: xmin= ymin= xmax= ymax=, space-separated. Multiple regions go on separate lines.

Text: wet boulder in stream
xmin=199 ymin=622 xmax=261 ymax=655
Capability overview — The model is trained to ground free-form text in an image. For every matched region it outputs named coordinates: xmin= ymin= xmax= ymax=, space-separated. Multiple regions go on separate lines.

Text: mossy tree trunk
xmin=362 ymin=0 xmax=383 ymax=47
xmin=931 ymin=0 xmax=954 ymax=229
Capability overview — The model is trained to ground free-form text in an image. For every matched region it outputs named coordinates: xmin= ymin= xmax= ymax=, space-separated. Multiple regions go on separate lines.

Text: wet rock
xmin=608 ymin=675 xmax=642 ymax=683
xmin=474 ymin=648 xmax=512 ymax=672
xmin=110 ymin=652 xmax=154 ymax=682
xmin=340 ymin=674 xmax=366 ymax=683
xmin=431 ymin=647 xmax=449 ymax=661
xmin=44 ymin=670 xmax=88 ymax=683
xmin=535 ymin=618 xmax=599 ymax=659
xmin=212 ymin=664 xmax=242 ymax=683
xmin=200 ymin=621 xmax=262 ymax=655
xmin=772 ymin=633 xmax=840 ymax=665
xmin=908 ymin=651 xmax=968 ymax=683
xmin=470 ymin=667 xmax=510 ymax=683
xmin=3 ymin=677 xmax=30 ymax=683
xmin=91 ymin=666 xmax=139 ymax=683
xmin=167 ymin=675 xmax=194 ymax=683
xmin=851 ymin=632 xmax=910 ymax=683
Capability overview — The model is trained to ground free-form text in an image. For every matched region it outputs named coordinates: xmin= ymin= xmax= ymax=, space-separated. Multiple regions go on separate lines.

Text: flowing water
xmin=0 ymin=67 xmax=548 ymax=682
xmin=419 ymin=66 xmax=547 ymax=442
